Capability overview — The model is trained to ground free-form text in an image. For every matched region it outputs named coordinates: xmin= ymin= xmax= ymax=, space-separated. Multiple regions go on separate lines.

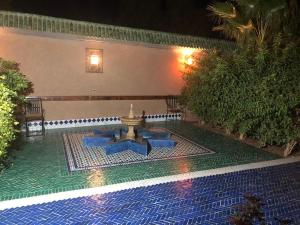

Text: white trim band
xmin=0 ymin=156 xmax=299 ymax=211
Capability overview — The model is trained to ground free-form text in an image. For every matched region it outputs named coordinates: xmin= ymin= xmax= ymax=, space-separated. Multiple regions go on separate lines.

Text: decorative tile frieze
xmin=24 ymin=113 xmax=181 ymax=131
xmin=0 ymin=11 xmax=236 ymax=50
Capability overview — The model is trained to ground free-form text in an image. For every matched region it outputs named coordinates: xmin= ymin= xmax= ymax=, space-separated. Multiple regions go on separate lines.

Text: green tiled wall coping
xmin=0 ymin=11 xmax=236 ymax=50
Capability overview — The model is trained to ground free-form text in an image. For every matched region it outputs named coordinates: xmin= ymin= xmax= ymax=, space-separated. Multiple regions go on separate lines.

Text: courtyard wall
xmin=0 ymin=29 xmax=184 ymax=120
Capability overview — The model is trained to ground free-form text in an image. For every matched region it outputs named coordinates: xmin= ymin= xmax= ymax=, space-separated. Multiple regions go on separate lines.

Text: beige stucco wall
xmin=0 ymin=28 xmax=185 ymax=120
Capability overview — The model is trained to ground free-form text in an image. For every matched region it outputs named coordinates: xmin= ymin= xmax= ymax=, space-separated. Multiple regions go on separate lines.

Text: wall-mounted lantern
xmin=181 ymin=48 xmax=195 ymax=66
xmin=186 ymin=56 xmax=194 ymax=65
xmin=86 ymin=48 xmax=103 ymax=73
xmin=176 ymin=48 xmax=198 ymax=74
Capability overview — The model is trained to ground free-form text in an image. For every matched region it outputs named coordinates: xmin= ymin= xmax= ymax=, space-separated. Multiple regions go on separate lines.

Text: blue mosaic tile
xmin=63 ymin=129 xmax=214 ymax=171
xmin=0 ymin=162 xmax=299 ymax=225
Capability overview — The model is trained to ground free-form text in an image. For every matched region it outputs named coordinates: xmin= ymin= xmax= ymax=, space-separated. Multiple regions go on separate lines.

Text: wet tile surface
xmin=63 ymin=129 xmax=214 ymax=171
xmin=0 ymin=121 xmax=279 ymax=201
xmin=0 ymin=162 xmax=299 ymax=225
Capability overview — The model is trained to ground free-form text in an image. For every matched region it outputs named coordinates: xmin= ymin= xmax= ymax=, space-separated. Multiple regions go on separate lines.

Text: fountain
xmin=83 ymin=104 xmax=176 ymax=156
xmin=120 ymin=104 xmax=143 ymax=140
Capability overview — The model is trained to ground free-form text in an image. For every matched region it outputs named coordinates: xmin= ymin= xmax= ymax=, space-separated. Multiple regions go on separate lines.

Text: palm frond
xmin=212 ymin=23 xmax=241 ymax=40
xmin=237 ymin=20 xmax=254 ymax=33
xmin=207 ymin=2 xmax=236 ymax=19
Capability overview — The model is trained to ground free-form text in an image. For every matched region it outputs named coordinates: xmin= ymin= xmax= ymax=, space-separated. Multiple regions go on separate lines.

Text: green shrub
xmin=182 ymin=39 xmax=300 ymax=146
xmin=0 ymin=58 xmax=32 ymax=170
xmin=0 ymin=83 xmax=15 ymax=170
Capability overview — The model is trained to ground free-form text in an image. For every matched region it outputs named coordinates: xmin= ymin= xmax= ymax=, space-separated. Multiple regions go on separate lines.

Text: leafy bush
xmin=0 ymin=83 xmax=15 ymax=169
xmin=182 ymin=38 xmax=300 ymax=147
xmin=0 ymin=58 xmax=32 ymax=171
xmin=230 ymin=193 xmax=292 ymax=225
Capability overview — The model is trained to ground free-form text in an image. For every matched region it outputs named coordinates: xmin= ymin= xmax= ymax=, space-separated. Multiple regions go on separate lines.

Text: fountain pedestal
xmin=120 ymin=104 xmax=143 ymax=140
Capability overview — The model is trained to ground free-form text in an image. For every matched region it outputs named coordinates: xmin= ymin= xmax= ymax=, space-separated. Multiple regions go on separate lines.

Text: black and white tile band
xmin=24 ymin=113 xmax=181 ymax=131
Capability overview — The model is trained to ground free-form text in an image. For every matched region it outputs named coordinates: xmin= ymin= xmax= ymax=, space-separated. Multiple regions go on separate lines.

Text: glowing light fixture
xmin=179 ymin=48 xmax=196 ymax=66
xmin=86 ymin=48 xmax=103 ymax=73
xmin=90 ymin=55 xmax=100 ymax=65
xmin=182 ymin=49 xmax=194 ymax=56
xmin=186 ymin=57 xmax=193 ymax=65
xmin=175 ymin=47 xmax=200 ymax=73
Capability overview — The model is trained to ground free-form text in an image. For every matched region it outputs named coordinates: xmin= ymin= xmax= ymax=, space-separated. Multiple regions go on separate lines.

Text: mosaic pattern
xmin=26 ymin=113 xmax=181 ymax=131
xmin=0 ymin=121 xmax=279 ymax=201
xmin=0 ymin=162 xmax=299 ymax=224
xmin=0 ymin=11 xmax=236 ymax=50
xmin=63 ymin=130 xmax=214 ymax=171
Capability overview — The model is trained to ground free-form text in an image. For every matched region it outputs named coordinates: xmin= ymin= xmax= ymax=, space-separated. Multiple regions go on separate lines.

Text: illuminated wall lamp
xmin=178 ymin=48 xmax=195 ymax=66
xmin=186 ymin=56 xmax=193 ymax=65
xmin=86 ymin=48 xmax=103 ymax=73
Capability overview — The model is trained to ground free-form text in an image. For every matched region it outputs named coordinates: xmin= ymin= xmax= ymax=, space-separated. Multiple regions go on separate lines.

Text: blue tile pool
xmin=0 ymin=162 xmax=299 ymax=225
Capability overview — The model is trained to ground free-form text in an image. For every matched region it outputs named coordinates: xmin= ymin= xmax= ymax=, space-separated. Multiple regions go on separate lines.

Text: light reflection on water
xmin=85 ymin=159 xmax=193 ymax=204
xmin=175 ymin=159 xmax=193 ymax=192
xmin=87 ymin=169 xmax=106 ymax=205
xmin=87 ymin=169 xmax=105 ymax=188
xmin=178 ymin=160 xmax=190 ymax=173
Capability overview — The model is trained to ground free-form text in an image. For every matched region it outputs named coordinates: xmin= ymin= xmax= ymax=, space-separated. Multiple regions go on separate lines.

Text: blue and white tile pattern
xmin=25 ymin=113 xmax=181 ymax=131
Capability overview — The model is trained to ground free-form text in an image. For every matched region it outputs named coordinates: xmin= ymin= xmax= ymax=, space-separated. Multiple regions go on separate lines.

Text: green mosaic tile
xmin=0 ymin=121 xmax=279 ymax=201
xmin=0 ymin=11 xmax=236 ymax=50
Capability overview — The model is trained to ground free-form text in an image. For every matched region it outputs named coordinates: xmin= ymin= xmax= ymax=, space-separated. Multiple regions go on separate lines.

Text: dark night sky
xmin=0 ymin=0 xmax=223 ymax=39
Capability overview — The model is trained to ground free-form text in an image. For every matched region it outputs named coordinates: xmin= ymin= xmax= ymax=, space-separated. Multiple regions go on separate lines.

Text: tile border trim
xmin=0 ymin=156 xmax=299 ymax=210
xmin=0 ymin=10 xmax=236 ymax=50
xmin=25 ymin=113 xmax=181 ymax=131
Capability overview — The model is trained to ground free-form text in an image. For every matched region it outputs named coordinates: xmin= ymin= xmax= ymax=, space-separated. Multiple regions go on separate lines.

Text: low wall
xmin=42 ymin=99 xmax=167 ymax=120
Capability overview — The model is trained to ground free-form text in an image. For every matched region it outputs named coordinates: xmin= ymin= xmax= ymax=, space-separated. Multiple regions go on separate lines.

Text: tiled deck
xmin=0 ymin=121 xmax=279 ymax=201
xmin=0 ymin=161 xmax=299 ymax=224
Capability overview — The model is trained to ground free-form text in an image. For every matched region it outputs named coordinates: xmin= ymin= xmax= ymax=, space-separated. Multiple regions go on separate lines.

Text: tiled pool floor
xmin=0 ymin=121 xmax=279 ymax=201
xmin=0 ymin=162 xmax=299 ymax=225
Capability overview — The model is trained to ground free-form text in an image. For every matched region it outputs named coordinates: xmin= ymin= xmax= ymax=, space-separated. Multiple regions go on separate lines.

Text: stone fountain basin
xmin=120 ymin=116 xmax=143 ymax=126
